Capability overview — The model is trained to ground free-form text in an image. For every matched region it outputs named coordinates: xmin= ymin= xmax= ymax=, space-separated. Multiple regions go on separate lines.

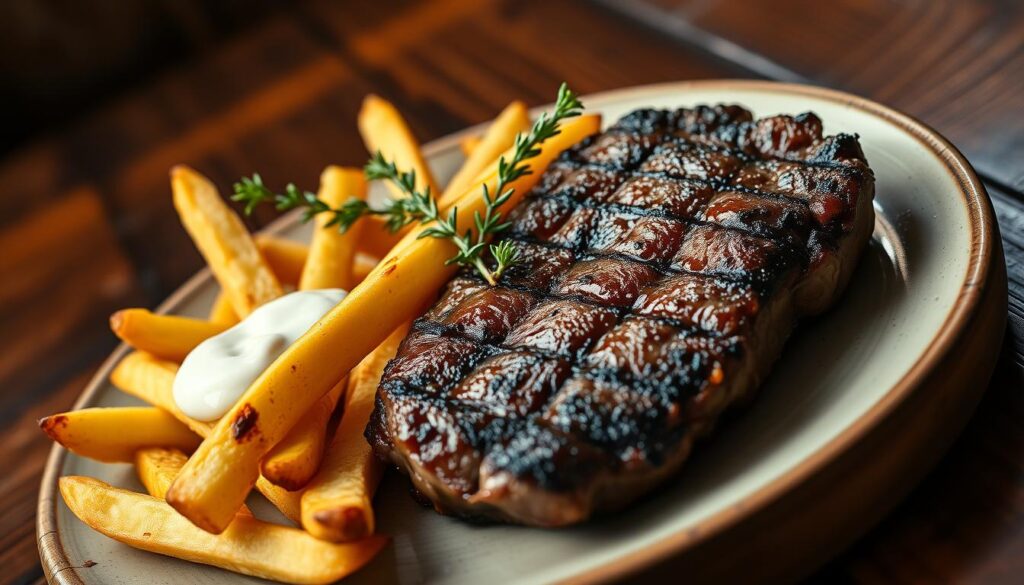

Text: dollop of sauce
xmin=173 ymin=289 xmax=347 ymax=421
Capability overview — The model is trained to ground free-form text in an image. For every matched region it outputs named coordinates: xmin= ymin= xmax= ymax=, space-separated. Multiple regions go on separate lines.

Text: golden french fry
xmin=208 ymin=291 xmax=239 ymax=325
xmin=40 ymin=407 xmax=200 ymax=463
xmin=299 ymin=166 xmax=366 ymax=291
xmin=166 ymin=114 xmax=602 ymax=534
xmin=110 ymin=352 xmax=301 ymax=523
xmin=384 ymin=113 xmax=603 ymax=263
xmin=136 ymin=448 xmax=254 ymax=517
xmin=302 ymin=325 xmax=408 ymax=542
xmin=60 ymin=476 xmax=387 ymax=585
xmin=440 ymin=101 xmax=531 ymax=209
xmin=356 ymin=219 xmax=404 ymax=259
xmin=255 ymin=236 xmax=380 ymax=287
xmin=460 ymin=135 xmax=482 ymax=156
xmin=256 ymin=474 xmax=302 ymax=523
xmin=214 ymin=229 xmax=320 ymax=324
xmin=255 ymin=235 xmax=307 ymax=286
xmin=172 ymin=166 xmax=282 ymax=316
xmin=358 ymin=94 xmax=439 ymax=200
xmin=353 ymin=252 xmax=379 ymax=285
xmin=261 ymin=173 xmax=365 ymax=491
xmin=136 ymin=447 xmax=189 ymax=498
xmin=171 ymin=170 xmax=339 ymax=492
xmin=356 ymin=102 xmax=528 ymax=260
xmin=211 ymin=234 xmax=312 ymax=325
xmin=110 ymin=309 xmax=227 ymax=362
xmin=110 ymin=353 xmax=211 ymax=434
xmin=261 ymin=381 xmax=344 ymax=491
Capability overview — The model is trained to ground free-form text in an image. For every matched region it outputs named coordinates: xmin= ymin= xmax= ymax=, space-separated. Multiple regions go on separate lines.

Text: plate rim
xmin=562 ymin=80 xmax=998 ymax=583
xmin=37 ymin=79 xmax=998 ymax=585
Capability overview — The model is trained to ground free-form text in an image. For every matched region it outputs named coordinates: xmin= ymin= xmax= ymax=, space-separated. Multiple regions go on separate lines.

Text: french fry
xmin=40 ymin=407 xmax=200 ymax=463
xmin=355 ymin=102 xmax=528 ymax=260
xmin=440 ymin=101 xmax=531 ymax=209
xmin=110 ymin=352 xmax=301 ymax=523
xmin=357 ymin=220 xmax=404 ymax=259
xmin=185 ymin=210 xmax=346 ymax=491
xmin=136 ymin=448 xmax=253 ymax=517
xmin=260 ymin=172 xmax=365 ymax=490
xmin=166 ymin=114 xmax=602 ymax=534
xmin=254 ymin=236 xmax=379 ymax=286
xmin=172 ymin=165 xmax=283 ymax=316
xmin=358 ymin=94 xmax=439 ymax=200
xmin=60 ymin=476 xmax=386 ymax=585
xmin=135 ymin=448 xmax=189 ymax=498
xmin=255 ymin=235 xmax=308 ymax=286
xmin=208 ymin=291 xmax=239 ymax=325
xmin=261 ymin=381 xmax=343 ymax=491
xmin=383 ymin=113 xmax=603 ymax=264
xmin=110 ymin=353 xmax=211 ymax=434
xmin=256 ymin=476 xmax=302 ymax=523
xmin=109 ymin=309 xmax=228 ymax=361
xmin=302 ymin=324 xmax=408 ymax=542
xmin=460 ymin=135 xmax=481 ymax=156
xmin=212 ymin=233 xmax=319 ymax=325
xmin=299 ymin=166 xmax=366 ymax=291
xmin=353 ymin=252 xmax=379 ymax=285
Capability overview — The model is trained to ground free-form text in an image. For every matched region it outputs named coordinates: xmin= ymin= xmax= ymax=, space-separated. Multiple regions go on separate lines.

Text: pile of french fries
xmin=41 ymin=93 xmax=601 ymax=583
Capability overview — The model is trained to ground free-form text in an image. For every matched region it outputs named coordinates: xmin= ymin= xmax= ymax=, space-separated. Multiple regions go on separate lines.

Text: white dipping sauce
xmin=173 ymin=288 xmax=347 ymax=421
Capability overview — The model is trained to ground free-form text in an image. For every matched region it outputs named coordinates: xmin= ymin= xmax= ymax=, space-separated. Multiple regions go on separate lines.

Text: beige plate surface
xmin=39 ymin=81 xmax=1002 ymax=584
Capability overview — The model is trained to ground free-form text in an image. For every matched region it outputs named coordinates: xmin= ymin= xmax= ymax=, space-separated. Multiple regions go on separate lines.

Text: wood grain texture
xmin=1 ymin=0 xmax=1021 ymax=583
xmin=991 ymin=188 xmax=1024 ymax=366
xmin=0 ymin=0 xmax=288 ymax=155
xmin=599 ymin=0 xmax=1024 ymax=192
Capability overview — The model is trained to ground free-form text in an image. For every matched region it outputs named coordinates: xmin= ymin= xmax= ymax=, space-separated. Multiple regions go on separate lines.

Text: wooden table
xmin=2 ymin=1 xmax=1021 ymax=583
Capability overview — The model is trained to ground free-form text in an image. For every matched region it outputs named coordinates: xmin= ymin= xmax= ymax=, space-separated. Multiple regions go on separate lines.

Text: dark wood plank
xmin=0 ymin=0 xmax=289 ymax=155
xmin=599 ymin=0 xmax=1024 ymax=191
xmin=991 ymin=189 xmax=1024 ymax=365
xmin=0 ymin=189 xmax=143 ymax=419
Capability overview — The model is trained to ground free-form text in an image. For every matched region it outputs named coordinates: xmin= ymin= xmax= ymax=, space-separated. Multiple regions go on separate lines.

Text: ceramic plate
xmin=38 ymin=81 xmax=1005 ymax=584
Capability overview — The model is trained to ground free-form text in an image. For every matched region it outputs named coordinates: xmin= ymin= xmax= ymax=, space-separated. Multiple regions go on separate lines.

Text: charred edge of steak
xmin=367 ymin=104 xmax=876 ymax=526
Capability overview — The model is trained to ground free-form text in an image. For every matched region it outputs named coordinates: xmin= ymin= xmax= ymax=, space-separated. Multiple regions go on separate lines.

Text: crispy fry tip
xmin=109 ymin=310 xmax=125 ymax=332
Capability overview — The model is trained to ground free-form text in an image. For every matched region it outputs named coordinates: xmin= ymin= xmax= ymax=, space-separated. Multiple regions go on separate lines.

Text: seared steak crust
xmin=367 ymin=105 xmax=875 ymax=526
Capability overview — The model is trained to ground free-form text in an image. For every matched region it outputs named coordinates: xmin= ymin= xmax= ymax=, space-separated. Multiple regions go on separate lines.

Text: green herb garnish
xmin=232 ymin=83 xmax=583 ymax=285
xmin=366 ymin=83 xmax=583 ymax=284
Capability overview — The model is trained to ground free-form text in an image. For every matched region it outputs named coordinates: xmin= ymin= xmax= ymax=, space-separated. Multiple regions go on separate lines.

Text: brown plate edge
xmin=35 ymin=80 xmax=1005 ymax=584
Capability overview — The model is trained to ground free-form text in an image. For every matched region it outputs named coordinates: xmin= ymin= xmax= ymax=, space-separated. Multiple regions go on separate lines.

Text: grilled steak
xmin=367 ymin=105 xmax=875 ymax=526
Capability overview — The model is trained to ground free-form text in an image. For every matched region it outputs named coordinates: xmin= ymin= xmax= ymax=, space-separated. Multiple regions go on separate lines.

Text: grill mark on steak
xmin=368 ymin=104 xmax=875 ymax=526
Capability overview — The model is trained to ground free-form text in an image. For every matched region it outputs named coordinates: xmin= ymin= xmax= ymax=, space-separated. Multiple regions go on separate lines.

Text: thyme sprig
xmin=231 ymin=83 xmax=584 ymax=285
xmin=231 ymin=174 xmax=370 ymax=232
xmin=232 ymin=172 xmax=424 ymax=234
xmin=362 ymin=154 xmax=439 ymax=231
xmin=366 ymin=83 xmax=583 ymax=284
